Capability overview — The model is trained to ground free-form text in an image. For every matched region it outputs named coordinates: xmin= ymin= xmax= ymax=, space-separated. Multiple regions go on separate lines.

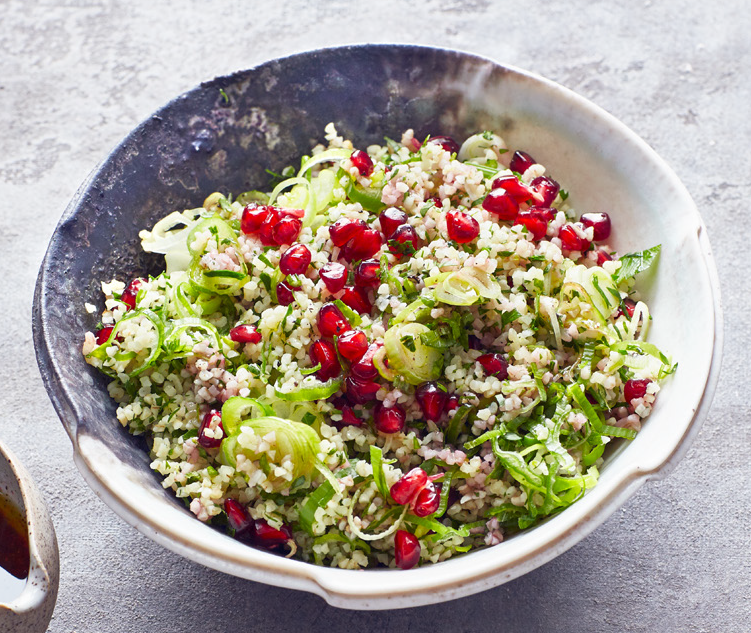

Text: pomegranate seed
xmin=478 ymin=353 xmax=509 ymax=379
xmin=394 ymin=530 xmax=421 ymax=570
xmin=121 ymin=278 xmax=145 ymax=310
xmin=446 ymin=211 xmax=480 ymax=244
xmin=198 ymin=410 xmax=224 ymax=449
xmin=354 ymin=259 xmax=381 ymax=287
xmin=350 ymin=342 xmax=382 ymax=380
xmin=624 ymin=378 xmax=651 ymax=403
xmin=279 ymin=243 xmax=311 ymax=275
xmin=390 ymin=468 xmax=428 ymax=505
xmin=374 ymin=403 xmax=406 ymax=434
xmin=514 ymin=208 xmax=550 ymax=240
xmin=224 ymin=499 xmax=253 ymax=535
xmin=431 ymin=197 xmax=444 ymax=208
xmin=595 ymin=248 xmax=613 ymax=266
xmin=310 ymin=340 xmax=341 ymax=380
xmin=446 ymin=395 xmax=460 ymax=411
xmin=340 ymin=285 xmax=371 ymax=314
xmin=412 ymin=482 xmax=440 ymax=517
xmin=240 ymin=204 xmax=269 ymax=234
xmin=336 ymin=403 xmax=363 ymax=428
xmin=350 ymin=149 xmax=374 ymax=177
xmin=530 ymin=176 xmax=560 ymax=206
xmin=337 ymin=329 xmax=369 ymax=361
xmin=329 ymin=218 xmax=367 ymax=247
xmin=618 ymin=298 xmax=637 ymax=318
xmin=258 ymin=207 xmax=281 ymax=245
xmin=379 ymin=208 xmax=408 ymax=239
xmin=580 ymin=212 xmax=612 ymax=241
xmin=510 ymin=150 xmax=536 ymax=174
xmin=415 ymin=382 xmax=448 ymax=422
xmin=345 ymin=376 xmax=381 ymax=404
xmin=482 ymin=189 xmax=519 ymax=220
xmin=317 ymin=303 xmax=351 ymax=338
xmin=427 ymin=135 xmax=460 ymax=155
xmin=342 ymin=228 xmax=382 ymax=262
xmin=229 ymin=324 xmax=262 ymax=344
xmin=276 ymin=281 xmax=298 ymax=306
xmin=491 ymin=174 xmax=533 ymax=202
xmin=389 ymin=224 xmax=420 ymax=257
xmin=253 ymin=518 xmax=293 ymax=550
xmin=319 ymin=262 xmax=348 ymax=293
xmin=272 ymin=216 xmax=302 ymax=246
xmin=559 ymin=223 xmax=591 ymax=252
xmin=95 ymin=326 xmax=114 ymax=345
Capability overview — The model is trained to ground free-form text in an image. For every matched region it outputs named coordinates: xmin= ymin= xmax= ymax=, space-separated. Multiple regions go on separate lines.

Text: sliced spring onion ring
xmin=384 ymin=322 xmax=442 ymax=385
xmin=274 ymin=376 xmax=343 ymax=402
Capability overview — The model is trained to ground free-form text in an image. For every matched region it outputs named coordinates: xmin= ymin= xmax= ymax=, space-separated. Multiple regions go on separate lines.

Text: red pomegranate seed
xmin=389 ymin=224 xmax=420 ymax=257
xmin=350 ymin=149 xmax=374 ymax=177
xmin=595 ymin=248 xmax=613 ymax=266
xmin=412 ymin=482 xmax=440 ymax=517
xmin=337 ymin=329 xmax=369 ymax=361
xmin=253 ymin=518 xmax=293 ymax=550
xmin=339 ymin=403 xmax=363 ymax=427
xmin=229 ymin=324 xmax=262 ymax=344
xmin=319 ymin=262 xmax=348 ymax=293
xmin=121 ymin=278 xmax=145 ymax=310
xmin=275 ymin=281 xmax=298 ymax=306
xmin=514 ymin=208 xmax=550 ymax=240
xmin=350 ymin=342 xmax=382 ymax=380
xmin=427 ymin=135 xmax=460 ymax=155
xmin=478 ymin=353 xmax=509 ymax=379
xmin=580 ymin=212 xmax=612 ymax=241
xmin=198 ymin=410 xmax=224 ymax=449
xmin=390 ymin=468 xmax=428 ymax=505
xmin=530 ymin=176 xmax=560 ymax=206
xmin=340 ymin=286 xmax=371 ymax=315
xmin=446 ymin=211 xmax=480 ymax=244
xmin=279 ymin=243 xmax=311 ymax=275
xmin=317 ymin=302 xmax=351 ymax=338
xmin=240 ymin=203 xmax=269 ymax=234
xmin=272 ymin=216 xmax=302 ymax=246
xmin=446 ymin=395 xmax=460 ymax=411
xmin=482 ymin=189 xmax=519 ymax=220
xmin=345 ymin=376 xmax=381 ymax=404
xmin=225 ymin=499 xmax=253 ymax=535
xmin=624 ymin=378 xmax=651 ymax=403
xmin=618 ymin=298 xmax=637 ymax=318
xmin=491 ymin=174 xmax=533 ymax=202
xmin=354 ymin=259 xmax=381 ymax=287
xmin=415 ymin=382 xmax=448 ymax=422
xmin=342 ymin=228 xmax=382 ymax=262
xmin=329 ymin=218 xmax=367 ymax=247
xmin=379 ymin=208 xmax=408 ymax=239
xmin=394 ymin=530 xmax=421 ymax=570
xmin=310 ymin=340 xmax=341 ymax=380
xmin=374 ymin=403 xmax=406 ymax=434
xmin=559 ymin=223 xmax=591 ymax=252
xmin=258 ymin=207 xmax=281 ymax=245
xmin=95 ymin=325 xmax=114 ymax=345
xmin=510 ymin=150 xmax=536 ymax=174
xmin=431 ymin=196 xmax=444 ymax=208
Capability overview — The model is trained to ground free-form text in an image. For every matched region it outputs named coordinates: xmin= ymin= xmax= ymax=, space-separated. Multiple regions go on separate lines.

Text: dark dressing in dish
xmin=0 ymin=493 xmax=28 ymax=603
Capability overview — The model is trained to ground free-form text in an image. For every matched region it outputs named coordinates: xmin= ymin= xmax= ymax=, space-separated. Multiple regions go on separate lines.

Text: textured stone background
xmin=1 ymin=1 xmax=748 ymax=631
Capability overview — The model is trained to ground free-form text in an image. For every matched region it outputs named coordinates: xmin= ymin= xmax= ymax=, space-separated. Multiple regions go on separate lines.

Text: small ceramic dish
xmin=0 ymin=440 xmax=59 ymax=631
xmin=32 ymin=44 xmax=722 ymax=609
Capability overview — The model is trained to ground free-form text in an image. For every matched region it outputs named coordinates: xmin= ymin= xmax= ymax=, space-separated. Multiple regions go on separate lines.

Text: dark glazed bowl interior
xmin=32 ymin=44 xmax=721 ymax=609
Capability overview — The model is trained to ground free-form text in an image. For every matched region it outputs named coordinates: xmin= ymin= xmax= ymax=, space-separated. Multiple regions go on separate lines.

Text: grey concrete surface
xmin=1 ymin=1 xmax=748 ymax=631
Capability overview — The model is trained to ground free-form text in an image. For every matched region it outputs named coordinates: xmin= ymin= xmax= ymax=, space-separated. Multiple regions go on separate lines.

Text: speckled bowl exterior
xmin=32 ymin=45 xmax=722 ymax=609
xmin=0 ymin=441 xmax=59 ymax=631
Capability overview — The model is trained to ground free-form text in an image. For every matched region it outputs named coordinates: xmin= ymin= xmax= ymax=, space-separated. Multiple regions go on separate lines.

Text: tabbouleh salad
xmin=82 ymin=124 xmax=674 ymax=570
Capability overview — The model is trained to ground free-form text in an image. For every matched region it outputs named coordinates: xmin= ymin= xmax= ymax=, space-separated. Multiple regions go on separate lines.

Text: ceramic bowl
xmin=0 ymin=440 xmax=59 ymax=631
xmin=32 ymin=44 xmax=722 ymax=609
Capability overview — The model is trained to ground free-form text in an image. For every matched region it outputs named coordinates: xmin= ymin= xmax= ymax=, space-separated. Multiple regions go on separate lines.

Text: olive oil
xmin=0 ymin=493 xmax=28 ymax=603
